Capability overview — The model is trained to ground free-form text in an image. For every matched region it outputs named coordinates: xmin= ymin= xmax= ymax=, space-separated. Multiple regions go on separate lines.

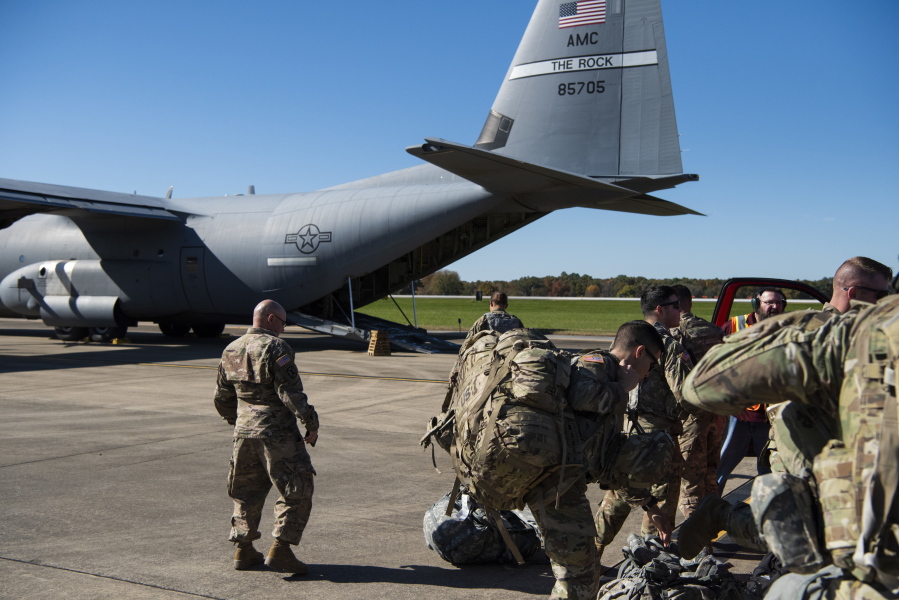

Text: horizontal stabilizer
xmin=573 ymin=192 xmax=704 ymax=217
xmin=406 ymin=138 xmax=701 ymax=216
xmin=0 ymin=178 xmax=181 ymax=228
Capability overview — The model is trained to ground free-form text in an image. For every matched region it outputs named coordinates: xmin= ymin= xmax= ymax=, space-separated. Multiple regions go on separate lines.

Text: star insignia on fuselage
xmin=285 ymin=224 xmax=332 ymax=254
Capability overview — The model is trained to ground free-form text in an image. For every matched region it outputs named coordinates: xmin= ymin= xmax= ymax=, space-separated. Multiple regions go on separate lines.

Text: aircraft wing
xmin=407 ymin=138 xmax=703 ymax=217
xmin=0 ymin=177 xmax=181 ymax=228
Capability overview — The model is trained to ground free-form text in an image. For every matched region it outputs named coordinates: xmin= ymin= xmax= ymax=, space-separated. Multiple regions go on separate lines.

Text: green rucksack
xmin=422 ymin=328 xmax=580 ymax=564
xmin=451 ymin=329 xmax=579 ymax=511
xmin=424 ymin=330 xmax=499 ymax=456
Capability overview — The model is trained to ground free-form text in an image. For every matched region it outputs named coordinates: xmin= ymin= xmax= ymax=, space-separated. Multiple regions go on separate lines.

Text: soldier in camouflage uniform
xmin=670 ymin=285 xmax=724 ymax=519
xmin=827 ymin=256 xmax=894 ymax=313
xmin=765 ymin=257 xmax=892 ymax=476
xmin=214 ymin=300 xmax=320 ymax=575
xmin=450 ymin=291 xmax=525 ymax=385
xmin=461 ymin=292 xmax=523 ymax=350
xmin=550 ymin=320 xmax=669 ymax=599
xmin=678 ymin=307 xmax=856 ymax=560
xmin=594 ymin=287 xmax=693 ymax=563
xmin=680 ymin=286 xmax=899 ymax=599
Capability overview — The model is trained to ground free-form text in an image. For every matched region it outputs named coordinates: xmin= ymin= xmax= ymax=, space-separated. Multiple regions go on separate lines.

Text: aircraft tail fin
xmin=476 ymin=0 xmax=683 ymax=179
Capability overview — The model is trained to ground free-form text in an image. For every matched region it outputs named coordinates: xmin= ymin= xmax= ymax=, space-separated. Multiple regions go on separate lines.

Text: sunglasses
xmin=844 ymin=286 xmax=891 ymax=300
xmin=270 ymin=314 xmax=288 ymax=326
xmin=658 ymin=300 xmax=680 ymax=310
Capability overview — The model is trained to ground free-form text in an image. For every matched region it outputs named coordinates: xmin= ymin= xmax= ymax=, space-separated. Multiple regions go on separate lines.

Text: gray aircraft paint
xmin=0 ymin=0 xmax=699 ymax=337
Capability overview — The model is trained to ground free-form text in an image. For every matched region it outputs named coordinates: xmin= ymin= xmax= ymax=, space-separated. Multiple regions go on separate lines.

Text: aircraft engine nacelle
xmin=0 ymin=259 xmax=169 ymax=328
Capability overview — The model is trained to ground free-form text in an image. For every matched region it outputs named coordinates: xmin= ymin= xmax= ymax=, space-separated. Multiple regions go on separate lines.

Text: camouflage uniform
xmin=530 ymin=478 xmax=598 ymax=600
xmin=683 ymin=297 xmax=899 ymax=598
xmin=765 ymin=303 xmax=842 ymax=476
xmin=673 ymin=311 xmax=723 ymax=364
xmin=525 ymin=348 xmax=628 ymax=599
xmin=214 ymin=327 xmax=319 ymax=546
xmin=672 ymin=312 xmax=724 ymax=517
xmin=450 ymin=310 xmax=525 ymax=384
xmin=568 ymin=349 xmax=628 ymax=426
xmin=461 ymin=309 xmax=523 ymax=351
xmin=514 ymin=347 xmax=673 ymax=595
xmin=595 ymin=323 xmax=692 ymax=547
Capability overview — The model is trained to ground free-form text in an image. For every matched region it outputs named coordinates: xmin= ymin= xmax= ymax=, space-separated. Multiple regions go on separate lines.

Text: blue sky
xmin=1 ymin=1 xmax=896 ymax=282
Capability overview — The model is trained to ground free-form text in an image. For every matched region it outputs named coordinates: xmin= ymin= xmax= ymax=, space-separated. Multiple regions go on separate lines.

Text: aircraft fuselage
xmin=0 ymin=166 xmax=499 ymax=325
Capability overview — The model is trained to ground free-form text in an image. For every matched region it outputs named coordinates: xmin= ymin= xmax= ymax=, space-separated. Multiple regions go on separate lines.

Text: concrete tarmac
xmin=0 ymin=320 xmax=763 ymax=599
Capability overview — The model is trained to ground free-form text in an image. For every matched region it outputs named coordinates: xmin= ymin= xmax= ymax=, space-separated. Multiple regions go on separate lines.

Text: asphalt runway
xmin=0 ymin=320 xmax=762 ymax=599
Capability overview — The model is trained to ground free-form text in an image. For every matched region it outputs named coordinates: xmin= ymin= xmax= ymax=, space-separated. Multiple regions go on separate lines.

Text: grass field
xmin=357 ymin=297 xmax=823 ymax=335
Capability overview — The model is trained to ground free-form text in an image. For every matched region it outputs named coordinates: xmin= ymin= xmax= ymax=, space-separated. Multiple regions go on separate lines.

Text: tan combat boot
xmin=265 ymin=538 xmax=309 ymax=575
xmin=233 ymin=541 xmax=264 ymax=570
xmin=677 ymin=494 xmax=732 ymax=559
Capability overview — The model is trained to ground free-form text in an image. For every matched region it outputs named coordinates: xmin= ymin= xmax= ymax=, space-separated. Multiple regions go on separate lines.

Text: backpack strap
xmin=555 ymin=410 xmax=569 ymax=509
xmin=421 ymin=410 xmax=456 ymax=473
xmin=444 ymin=475 xmax=462 ymax=517
xmin=439 ymin=383 xmax=455 ymax=413
xmin=486 ymin=506 xmax=526 ymax=566
xmin=553 ymin=355 xmax=572 ymax=492
xmin=420 ymin=410 xmax=455 ymax=447
xmin=471 ymin=344 xmax=528 ymax=462
xmin=853 ymin=360 xmax=899 ymax=587
xmin=476 ymin=394 xmax=506 ymax=463
xmin=625 ymin=386 xmax=646 ymax=436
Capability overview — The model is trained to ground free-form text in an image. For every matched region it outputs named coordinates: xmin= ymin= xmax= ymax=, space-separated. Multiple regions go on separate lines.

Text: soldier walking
xmin=214 ymin=299 xmax=320 ymax=574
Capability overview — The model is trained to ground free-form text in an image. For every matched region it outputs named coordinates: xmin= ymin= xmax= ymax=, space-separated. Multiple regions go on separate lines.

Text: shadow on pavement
xmin=289 ymin=562 xmax=553 ymax=592
xmin=0 ymin=325 xmax=444 ymax=374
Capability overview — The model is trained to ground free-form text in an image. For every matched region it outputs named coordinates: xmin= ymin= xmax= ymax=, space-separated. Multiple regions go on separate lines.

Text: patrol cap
xmin=612 ymin=431 xmax=674 ymax=489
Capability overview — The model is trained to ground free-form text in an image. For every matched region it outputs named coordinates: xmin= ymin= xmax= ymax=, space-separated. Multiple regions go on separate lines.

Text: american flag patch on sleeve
xmin=276 ymin=354 xmax=292 ymax=367
xmin=583 ymin=355 xmax=604 ymax=363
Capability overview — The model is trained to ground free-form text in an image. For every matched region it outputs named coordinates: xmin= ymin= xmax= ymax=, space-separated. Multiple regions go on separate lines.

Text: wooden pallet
xmin=367 ymin=330 xmax=391 ymax=356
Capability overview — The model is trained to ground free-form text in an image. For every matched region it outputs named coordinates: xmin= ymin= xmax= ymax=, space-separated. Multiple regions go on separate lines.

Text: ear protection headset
xmin=751 ymin=289 xmax=787 ymax=312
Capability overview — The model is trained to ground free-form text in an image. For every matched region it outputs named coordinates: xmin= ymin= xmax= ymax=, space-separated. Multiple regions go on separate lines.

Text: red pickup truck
xmin=711 ymin=277 xmax=829 ymax=327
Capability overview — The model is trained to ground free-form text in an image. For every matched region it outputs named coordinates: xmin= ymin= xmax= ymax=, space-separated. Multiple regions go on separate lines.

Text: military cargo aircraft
xmin=0 ymin=0 xmax=699 ymax=347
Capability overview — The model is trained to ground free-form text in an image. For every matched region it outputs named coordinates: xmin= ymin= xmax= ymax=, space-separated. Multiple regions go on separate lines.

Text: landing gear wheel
xmin=54 ymin=326 xmax=89 ymax=341
xmin=159 ymin=322 xmax=191 ymax=337
xmin=192 ymin=323 xmax=225 ymax=338
xmin=89 ymin=326 xmax=128 ymax=343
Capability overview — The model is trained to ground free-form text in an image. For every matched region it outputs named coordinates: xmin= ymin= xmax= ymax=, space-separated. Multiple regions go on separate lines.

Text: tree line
xmin=415 ymin=270 xmax=832 ymax=300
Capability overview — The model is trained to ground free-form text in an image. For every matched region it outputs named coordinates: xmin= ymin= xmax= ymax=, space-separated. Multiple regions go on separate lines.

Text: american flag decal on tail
xmin=559 ymin=0 xmax=606 ymax=28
